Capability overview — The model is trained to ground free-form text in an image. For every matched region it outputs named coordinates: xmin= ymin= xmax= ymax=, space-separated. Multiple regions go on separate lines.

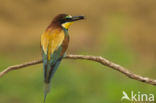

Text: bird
xmin=40 ymin=14 xmax=84 ymax=102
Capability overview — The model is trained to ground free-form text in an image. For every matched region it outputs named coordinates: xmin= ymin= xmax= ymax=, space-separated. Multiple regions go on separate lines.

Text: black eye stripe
xmin=65 ymin=18 xmax=72 ymax=21
xmin=59 ymin=17 xmax=72 ymax=24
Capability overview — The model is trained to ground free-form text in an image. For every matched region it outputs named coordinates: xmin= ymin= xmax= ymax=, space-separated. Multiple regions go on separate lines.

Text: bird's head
xmin=50 ymin=14 xmax=84 ymax=29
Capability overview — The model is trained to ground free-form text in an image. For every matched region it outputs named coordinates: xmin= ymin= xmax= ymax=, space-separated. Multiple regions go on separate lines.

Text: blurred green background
xmin=0 ymin=0 xmax=156 ymax=103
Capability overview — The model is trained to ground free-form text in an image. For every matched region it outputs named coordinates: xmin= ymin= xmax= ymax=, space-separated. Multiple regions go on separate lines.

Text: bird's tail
xmin=43 ymin=83 xmax=51 ymax=103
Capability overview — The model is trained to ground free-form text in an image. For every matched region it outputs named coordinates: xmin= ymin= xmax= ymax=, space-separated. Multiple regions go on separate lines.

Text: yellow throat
xmin=62 ymin=22 xmax=73 ymax=29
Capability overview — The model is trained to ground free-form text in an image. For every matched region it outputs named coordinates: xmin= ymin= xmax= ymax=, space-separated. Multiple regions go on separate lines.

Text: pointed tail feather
xmin=43 ymin=57 xmax=62 ymax=103
xmin=46 ymin=59 xmax=62 ymax=83
xmin=43 ymin=83 xmax=50 ymax=103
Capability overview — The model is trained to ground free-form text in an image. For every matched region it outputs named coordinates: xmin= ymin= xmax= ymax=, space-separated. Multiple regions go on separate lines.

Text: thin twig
xmin=0 ymin=54 xmax=156 ymax=86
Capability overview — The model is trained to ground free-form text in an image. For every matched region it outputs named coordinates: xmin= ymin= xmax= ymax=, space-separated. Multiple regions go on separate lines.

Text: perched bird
xmin=41 ymin=14 xmax=84 ymax=102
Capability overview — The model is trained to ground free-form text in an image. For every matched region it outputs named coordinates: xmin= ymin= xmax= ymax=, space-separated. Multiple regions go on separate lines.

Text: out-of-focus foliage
xmin=0 ymin=0 xmax=156 ymax=103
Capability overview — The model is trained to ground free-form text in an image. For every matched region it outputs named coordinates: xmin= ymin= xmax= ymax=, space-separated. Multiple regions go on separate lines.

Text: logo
xmin=121 ymin=91 xmax=154 ymax=102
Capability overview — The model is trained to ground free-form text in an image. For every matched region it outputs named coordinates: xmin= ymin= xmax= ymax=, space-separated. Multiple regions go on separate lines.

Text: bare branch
xmin=0 ymin=60 xmax=42 ymax=78
xmin=0 ymin=54 xmax=156 ymax=86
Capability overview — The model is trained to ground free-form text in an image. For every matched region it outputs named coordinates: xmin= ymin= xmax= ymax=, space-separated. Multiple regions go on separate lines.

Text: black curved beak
xmin=71 ymin=16 xmax=84 ymax=21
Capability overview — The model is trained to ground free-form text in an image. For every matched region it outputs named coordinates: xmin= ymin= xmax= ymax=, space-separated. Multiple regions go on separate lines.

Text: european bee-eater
xmin=41 ymin=14 xmax=84 ymax=102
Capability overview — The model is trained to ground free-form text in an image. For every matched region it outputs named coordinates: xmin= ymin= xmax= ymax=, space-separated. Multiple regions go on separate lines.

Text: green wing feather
xmin=41 ymin=28 xmax=69 ymax=103
xmin=42 ymin=45 xmax=64 ymax=103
